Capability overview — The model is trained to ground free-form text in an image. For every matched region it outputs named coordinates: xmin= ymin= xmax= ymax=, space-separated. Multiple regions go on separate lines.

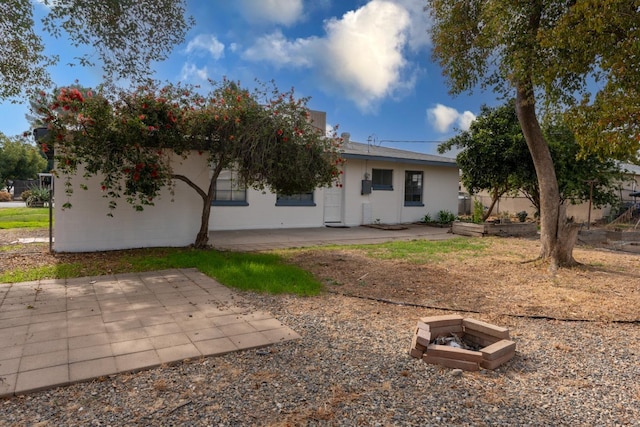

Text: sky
xmin=0 ymin=0 xmax=504 ymax=156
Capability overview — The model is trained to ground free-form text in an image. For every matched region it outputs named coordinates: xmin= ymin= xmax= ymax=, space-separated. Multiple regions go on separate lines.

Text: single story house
xmin=53 ymin=130 xmax=458 ymax=252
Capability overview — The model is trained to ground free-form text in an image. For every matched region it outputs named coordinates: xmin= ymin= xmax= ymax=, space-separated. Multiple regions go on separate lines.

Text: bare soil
xmin=1 ymin=228 xmax=638 ymax=322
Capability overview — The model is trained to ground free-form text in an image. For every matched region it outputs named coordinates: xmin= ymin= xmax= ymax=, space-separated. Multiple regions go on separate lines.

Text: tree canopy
xmin=0 ymin=132 xmax=48 ymax=190
xmin=33 ymin=80 xmax=342 ymax=247
xmin=439 ymin=102 xmax=626 ymax=220
xmin=1 ymin=0 xmax=193 ymax=102
xmin=427 ymin=0 xmax=640 ymax=269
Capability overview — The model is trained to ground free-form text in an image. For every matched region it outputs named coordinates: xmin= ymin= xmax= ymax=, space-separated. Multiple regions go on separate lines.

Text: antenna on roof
xmin=367 ymin=134 xmax=379 ymax=152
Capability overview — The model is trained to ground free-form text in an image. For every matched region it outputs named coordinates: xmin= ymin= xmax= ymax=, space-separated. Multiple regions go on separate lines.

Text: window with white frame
xmin=212 ymin=169 xmax=248 ymax=206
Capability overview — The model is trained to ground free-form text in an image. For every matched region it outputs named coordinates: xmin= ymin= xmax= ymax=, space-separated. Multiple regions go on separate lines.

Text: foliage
xmin=427 ymin=0 xmax=640 ymax=268
xmin=0 ymin=0 xmax=193 ymax=102
xmin=0 ymin=207 xmax=50 ymax=229
xmin=0 ymin=191 xmax=11 ymax=202
xmin=439 ymin=101 xmax=531 ymax=220
xmin=516 ymin=211 xmax=528 ymax=223
xmin=24 ymin=186 xmax=51 ymax=207
xmin=33 ymin=80 xmax=343 ymax=247
xmin=422 ymin=213 xmax=432 ymax=223
xmin=472 ymin=199 xmax=484 ymax=224
xmin=0 ymin=133 xmax=48 ymax=190
xmin=440 ymin=102 xmax=625 ymax=220
xmin=437 ymin=210 xmax=456 ymax=224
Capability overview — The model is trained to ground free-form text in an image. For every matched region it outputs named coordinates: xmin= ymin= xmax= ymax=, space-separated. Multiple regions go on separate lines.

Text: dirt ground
xmin=1 ymin=228 xmax=638 ymax=323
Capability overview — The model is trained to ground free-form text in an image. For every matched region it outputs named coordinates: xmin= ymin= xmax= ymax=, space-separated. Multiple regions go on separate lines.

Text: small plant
xmin=25 ymin=186 xmax=51 ymax=207
xmin=472 ymin=199 xmax=484 ymax=224
xmin=516 ymin=211 xmax=528 ymax=222
xmin=422 ymin=213 xmax=432 ymax=224
xmin=20 ymin=190 xmax=32 ymax=201
xmin=0 ymin=191 xmax=11 ymax=202
xmin=437 ymin=210 xmax=456 ymax=224
xmin=374 ymin=218 xmax=381 ymax=225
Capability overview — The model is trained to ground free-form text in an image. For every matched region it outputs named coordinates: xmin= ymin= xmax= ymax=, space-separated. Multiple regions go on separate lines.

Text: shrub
xmin=0 ymin=191 xmax=11 ymax=202
xmin=516 ymin=211 xmax=528 ymax=222
xmin=472 ymin=199 xmax=484 ymax=224
xmin=25 ymin=186 xmax=51 ymax=207
xmin=437 ymin=210 xmax=456 ymax=224
xmin=423 ymin=213 xmax=432 ymax=223
xmin=20 ymin=190 xmax=31 ymax=201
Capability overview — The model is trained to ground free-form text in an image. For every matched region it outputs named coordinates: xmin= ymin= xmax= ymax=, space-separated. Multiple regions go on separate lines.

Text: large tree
xmin=439 ymin=102 xmax=625 ymax=223
xmin=33 ymin=80 xmax=342 ymax=248
xmin=0 ymin=132 xmax=48 ymax=191
xmin=1 ymin=0 xmax=193 ymax=102
xmin=438 ymin=102 xmax=531 ymax=221
xmin=427 ymin=0 xmax=640 ymax=269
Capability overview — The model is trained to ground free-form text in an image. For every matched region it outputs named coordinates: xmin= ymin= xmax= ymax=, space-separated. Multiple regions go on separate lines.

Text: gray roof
xmin=341 ymin=141 xmax=457 ymax=168
xmin=620 ymin=162 xmax=640 ymax=175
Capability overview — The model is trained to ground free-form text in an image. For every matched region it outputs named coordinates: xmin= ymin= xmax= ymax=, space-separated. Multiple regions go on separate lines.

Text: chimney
xmin=341 ymin=132 xmax=350 ymax=144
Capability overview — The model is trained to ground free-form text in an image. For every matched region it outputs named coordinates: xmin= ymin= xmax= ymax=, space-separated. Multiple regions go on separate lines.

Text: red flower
xmin=101 ymin=185 xmax=107 ymax=191
xmin=41 ymin=143 xmax=48 ymax=152
xmin=133 ymin=173 xmax=140 ymax=182
xmin=277 ymin=129 xmax=283 ymax=136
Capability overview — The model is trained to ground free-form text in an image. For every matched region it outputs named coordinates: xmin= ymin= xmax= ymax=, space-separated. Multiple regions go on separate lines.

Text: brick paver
xmin=0 ymin=268 xmax=300 ymax=397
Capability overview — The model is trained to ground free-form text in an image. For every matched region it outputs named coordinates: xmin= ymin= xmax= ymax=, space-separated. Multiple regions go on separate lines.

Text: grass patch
xmin=0 ymin=207 xmax=51 ymax=229
xmin=346 ymin=237 xmax=490 ymax=263
xmin=0 ymin=248 xmax=323 ymax=296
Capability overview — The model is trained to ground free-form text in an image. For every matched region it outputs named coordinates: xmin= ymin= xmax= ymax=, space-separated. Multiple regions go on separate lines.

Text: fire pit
xmin=409 ymin=314 xmax=516 ymax=371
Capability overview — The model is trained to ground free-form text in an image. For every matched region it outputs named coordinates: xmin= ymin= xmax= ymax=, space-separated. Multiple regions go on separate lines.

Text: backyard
xmin=0 ymin=222 xmax=639 ymax=425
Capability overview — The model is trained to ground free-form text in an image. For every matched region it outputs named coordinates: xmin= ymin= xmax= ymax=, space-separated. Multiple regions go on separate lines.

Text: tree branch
xmin=172 ymin=174 xmax=207 ymax=200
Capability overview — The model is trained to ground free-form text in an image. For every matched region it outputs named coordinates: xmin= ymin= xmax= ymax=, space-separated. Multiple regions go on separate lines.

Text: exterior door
xmin=323 ymin=185 xmax=343 ymax=223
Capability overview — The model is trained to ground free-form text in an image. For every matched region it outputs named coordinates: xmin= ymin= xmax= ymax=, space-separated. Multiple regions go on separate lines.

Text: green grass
xmin=0 ymin=248 xmax=323 ymax=296
xmin=0 ymin=207 xmax=52 ymax=229
xmin=345 ymin=237 xmax=490 ymax=263
xmin=0 ymin=232 xmax=488 ymax=296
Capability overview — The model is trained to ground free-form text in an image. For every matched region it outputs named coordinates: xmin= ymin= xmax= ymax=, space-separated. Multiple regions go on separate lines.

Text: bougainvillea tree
xmin=33 ymin=80 xmax=343 ymax=248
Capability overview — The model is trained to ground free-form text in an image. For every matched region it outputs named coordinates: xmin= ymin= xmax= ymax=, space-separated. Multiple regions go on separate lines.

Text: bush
xmin=24 ymin=186 xmax=51 ymax=207
xmin=516 ymin=211 xmax=528 ymax=222
xmin=437 ymin=210 xmax=456 ymax=224
xmin=423 ymin=213 xmax=432 ymax=223
xmin=0 ymin=191 xmax=11 ymax=202
xmin=472 ymin=199 xmax=484 ymax=224
xmin=20 ymin=190 xmax=31 ymax=201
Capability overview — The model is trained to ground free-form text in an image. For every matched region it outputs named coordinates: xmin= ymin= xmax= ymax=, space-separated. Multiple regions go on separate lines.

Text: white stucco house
xmin=53 ymin=133 xmax=458 ymax=252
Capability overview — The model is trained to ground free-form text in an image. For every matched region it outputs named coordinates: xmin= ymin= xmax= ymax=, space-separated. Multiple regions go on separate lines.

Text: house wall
xmin=209 ymin=189 xmax=326 ymax=230
xmin=341 ymin=158 xmax=458 ymax=226
xmin=54 ymin=154 xmax=209 ymax=252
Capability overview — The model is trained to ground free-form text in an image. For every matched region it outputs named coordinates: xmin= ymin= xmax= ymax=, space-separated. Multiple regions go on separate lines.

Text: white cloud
xmin=389 ymin=0 xmax=433 ymax=50
xmin=180 ymin=63 xmax=209 ymax=82
xmin=427 ymin=104 xmax=476 ymax=133
xmin=241 ymin=0 xmax=412 ymax=112
xmin=242 ymin=30 xmax=316 ymax=67
xmin=186 ymin=34 xmax=225 ymax=59
xmin=236 ymin=0 xmax=304 ymax=26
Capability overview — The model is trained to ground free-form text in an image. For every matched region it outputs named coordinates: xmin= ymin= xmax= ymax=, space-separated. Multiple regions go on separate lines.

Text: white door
xmin=323 ymin=186 xmax=343 ymax=223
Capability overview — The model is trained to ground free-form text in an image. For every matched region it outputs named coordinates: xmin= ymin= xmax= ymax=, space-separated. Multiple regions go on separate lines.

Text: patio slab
xmin=0 ymin=268 xmax=300 ymax=397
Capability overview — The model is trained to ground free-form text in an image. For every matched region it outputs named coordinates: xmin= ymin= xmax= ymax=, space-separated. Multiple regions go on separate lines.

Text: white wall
xmin=209 ymin=189 xmax=326 ymax=230
xmin=54 ymin=154 xmax=209 ymax=252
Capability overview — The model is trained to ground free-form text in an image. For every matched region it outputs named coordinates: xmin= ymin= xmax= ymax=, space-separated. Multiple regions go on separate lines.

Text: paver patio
xmin=0 ymin=268 xmax=300 ymax=397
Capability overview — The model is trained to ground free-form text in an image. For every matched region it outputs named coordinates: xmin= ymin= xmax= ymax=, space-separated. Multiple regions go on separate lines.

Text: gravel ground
xmin=2 ymin=291 xmax=639 ymax=426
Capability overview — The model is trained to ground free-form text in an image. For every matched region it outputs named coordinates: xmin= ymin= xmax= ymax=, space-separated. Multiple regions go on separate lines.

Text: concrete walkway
xmin=0 ymin=224 xmax=456 ymax=397
xmin=210 ymin=223 xmax=456 ymax=251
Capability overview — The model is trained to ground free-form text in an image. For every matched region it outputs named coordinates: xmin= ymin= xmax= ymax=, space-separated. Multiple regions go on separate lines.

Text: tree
xmin=439 ymin=102 xmax=626 ymax=222
xmin=33 ymin=80 xmax=342 ymax=248
xmin=1 ymin=0 xmax=193 ymax=102
xmin=438 ymin=101 xmax=531 ymax=221
xmin=0 ymin=132 xmax=48 ymax=191
xmin=426 ymin=0 xmax=640 ymax=270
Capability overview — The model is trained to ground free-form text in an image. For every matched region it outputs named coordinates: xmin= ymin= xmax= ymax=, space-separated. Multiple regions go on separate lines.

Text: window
xmin=404 ymin=171 xmax=423 ymax=206
xmin=276 ymin=192 xmax=315 ymax=206
xmin=372 ymin=168 xmax=393 ymax=190
xmin=212 ymin=170 xmax=248 ymax=206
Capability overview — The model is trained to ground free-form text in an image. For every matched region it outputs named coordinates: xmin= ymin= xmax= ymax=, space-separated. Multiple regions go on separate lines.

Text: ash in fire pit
xmin=409 ymin=314 xmax=516 ymax=371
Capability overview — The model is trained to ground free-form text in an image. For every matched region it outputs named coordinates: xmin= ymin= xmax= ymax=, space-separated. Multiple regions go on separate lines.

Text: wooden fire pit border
xmin=409 ymin=314 xmax=516 ymax=371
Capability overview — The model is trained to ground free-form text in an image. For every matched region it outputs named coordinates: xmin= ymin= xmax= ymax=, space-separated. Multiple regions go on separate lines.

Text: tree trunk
xmin=514 ymin=82 xmax=578 ymax=268
xmin=173 ymin=161 xmax=223 ymax=249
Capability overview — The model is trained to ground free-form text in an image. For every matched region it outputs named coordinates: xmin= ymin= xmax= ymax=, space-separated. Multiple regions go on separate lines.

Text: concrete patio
xmin=0 ymin=268 xmax=299 ymax=397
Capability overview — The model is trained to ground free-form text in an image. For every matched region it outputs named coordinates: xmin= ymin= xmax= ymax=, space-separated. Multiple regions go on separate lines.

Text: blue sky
xmin=1 ymin=0 xmax=503 ymax=155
